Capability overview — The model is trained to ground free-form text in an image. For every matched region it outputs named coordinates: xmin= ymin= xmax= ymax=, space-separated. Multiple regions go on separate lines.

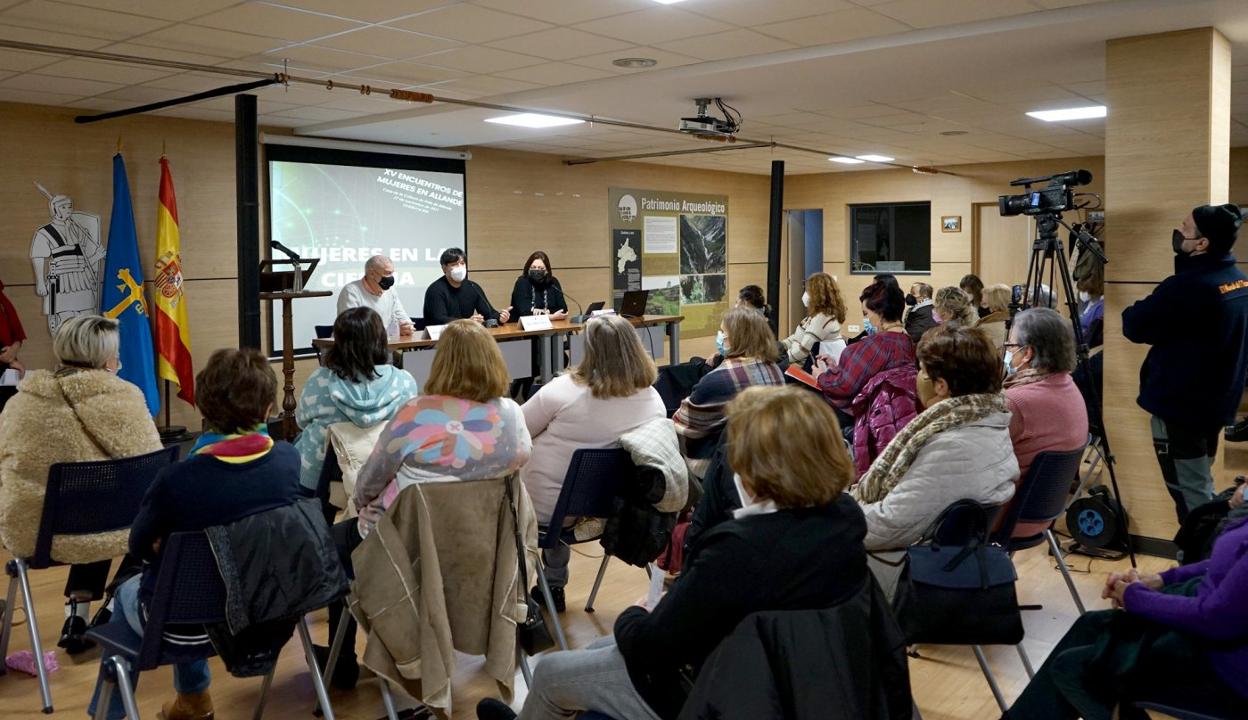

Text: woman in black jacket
xmin=478 ymin=385 xmax=868 ymax=720
xmin=509 ymin=250 xmax=568 ymax=321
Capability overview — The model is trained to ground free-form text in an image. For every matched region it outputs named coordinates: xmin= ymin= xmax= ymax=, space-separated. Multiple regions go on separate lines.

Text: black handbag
xmin=506 ymin=476 xmax=555 ymax=656
xmin=892 ymin=500 xmax=1023 ymax=646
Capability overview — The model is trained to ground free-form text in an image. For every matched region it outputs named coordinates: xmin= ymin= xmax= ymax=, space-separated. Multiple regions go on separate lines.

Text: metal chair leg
xmin=323 ymin=605 xmax=351 ymax=686
xmin=299 ymin=617 xmax=336 ymax=720
xmin=972 ymin=645 xmax=1008 ymax=713
xmin=112 ymin=657 xmax=141 ymax=720
xmin=1015 ymin=643 xmax=1035 ymax=679
xmin=15 ymin=559 xmax=53 ymax=712
xmin=585 ymin=555 xmax=611 ymax=613
xmin=1046 ymin=529 xmax=1086 ymax=615
xmin=253 ymin=664 xmax=276 ymax=720
xmin=518 ymin=646 xmax=532 ymax=689
xmin=93 ymin=663 xmax=116 ymax=720
xmin=379 ymin=679 xmax=401 ymax=720
xmin=534 ymin=554 xmax=568 ymax=651
xmin=0 ymin=572 xmax=17 ymax=675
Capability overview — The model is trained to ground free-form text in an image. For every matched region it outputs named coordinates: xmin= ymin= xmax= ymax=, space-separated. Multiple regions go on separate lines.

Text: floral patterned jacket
xmin=352 ymin=395 xmax=532 ymax=535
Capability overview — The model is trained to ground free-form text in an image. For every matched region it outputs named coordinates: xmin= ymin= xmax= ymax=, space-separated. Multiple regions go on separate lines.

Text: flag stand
xmin=157 ymin=378 xmax=190 ymax=443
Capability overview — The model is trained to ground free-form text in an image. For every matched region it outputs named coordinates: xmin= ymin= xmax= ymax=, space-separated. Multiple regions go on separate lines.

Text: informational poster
xmin=609 ymin=187 xmax=728 ymax=339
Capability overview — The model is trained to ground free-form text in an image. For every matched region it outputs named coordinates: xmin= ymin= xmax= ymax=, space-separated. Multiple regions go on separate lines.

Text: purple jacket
xmin=849 ymin=365 xmax=919 ymax=478
xmin=1124 ymin=517 xmax=1248 ymax=698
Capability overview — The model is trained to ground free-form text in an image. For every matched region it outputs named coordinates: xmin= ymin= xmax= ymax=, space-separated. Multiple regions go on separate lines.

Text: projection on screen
xmin=266 ymin=146 xmax=466 ymax=353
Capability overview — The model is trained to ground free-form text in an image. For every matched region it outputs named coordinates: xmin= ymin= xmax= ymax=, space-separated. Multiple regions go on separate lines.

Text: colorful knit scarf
xmin=190 ymin=424 xmax=273 ymax=464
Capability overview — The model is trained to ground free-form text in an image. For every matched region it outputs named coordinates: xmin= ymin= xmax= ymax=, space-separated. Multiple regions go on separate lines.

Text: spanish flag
xmin=153 ymin=156 xmax=194 ymax=405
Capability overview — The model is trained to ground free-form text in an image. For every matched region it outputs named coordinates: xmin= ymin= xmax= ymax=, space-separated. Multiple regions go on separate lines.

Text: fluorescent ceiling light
xmin=856 ymin=154 xmax=894 ymax=162
xmin=1026 ymin=106 xmax=1106 ymax=122
xmin=652 ymin=0 xmax=687 ymax=4
xmin=829 ymin=157 xmax=865 ymax=164
xmin=485 ymin=113 xmax=583 ymax=129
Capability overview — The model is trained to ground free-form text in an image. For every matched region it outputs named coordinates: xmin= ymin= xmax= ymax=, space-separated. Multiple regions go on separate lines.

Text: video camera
xmin=998 ymin=169 xmax=1093 ymax=217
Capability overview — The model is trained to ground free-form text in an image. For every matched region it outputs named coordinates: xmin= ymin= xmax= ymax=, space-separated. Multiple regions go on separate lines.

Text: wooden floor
xmin=0 ymin=541 xmax=1175 ymax=720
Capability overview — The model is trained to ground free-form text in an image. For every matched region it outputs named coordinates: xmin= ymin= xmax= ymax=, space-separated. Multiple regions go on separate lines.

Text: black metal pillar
xmin=765 ymin=160 xmax=784 ymax=334
xmin=235 ymin=94 xmax=261 ymax=349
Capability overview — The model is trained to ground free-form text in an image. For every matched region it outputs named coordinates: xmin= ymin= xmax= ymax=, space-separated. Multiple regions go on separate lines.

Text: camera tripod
xmin=1012 ymin=213 xmax=1137 ymax=567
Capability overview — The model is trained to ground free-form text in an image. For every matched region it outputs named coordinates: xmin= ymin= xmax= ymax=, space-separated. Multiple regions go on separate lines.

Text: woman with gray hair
xmin=1001 ymin=307 xmax=1089 ymax=538
xmin=0 ymin=314 xmax=161 ymax=653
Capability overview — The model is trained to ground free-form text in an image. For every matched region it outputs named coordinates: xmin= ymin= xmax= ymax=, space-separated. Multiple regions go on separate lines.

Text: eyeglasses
xmin=1003 ymin=342 xmax=1024 ymax=350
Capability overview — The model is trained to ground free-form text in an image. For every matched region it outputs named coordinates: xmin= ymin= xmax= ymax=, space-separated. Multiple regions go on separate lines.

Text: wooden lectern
xmin=260 ymin=258 xmax=327 ymax=441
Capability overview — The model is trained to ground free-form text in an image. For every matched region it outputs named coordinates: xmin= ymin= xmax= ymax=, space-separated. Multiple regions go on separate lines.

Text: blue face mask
xmin=716 ymin=329 xmax=727 ymax=356
xmin=863 ymin=317 xmax=877 ymax=336
xmin=1004 ymin=349 xmax=1018 ymax=376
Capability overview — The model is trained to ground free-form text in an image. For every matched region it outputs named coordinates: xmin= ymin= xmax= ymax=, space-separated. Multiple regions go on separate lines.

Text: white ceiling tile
xmin=389 ymin=4 xmax=553 ymax=44
xmin=757 ymin=7 xmax=910 ymax=46
xmin=269 ymin=105 xmax=367 ymax=122
xmin=678 ymin=0 xmax=855 ymax=26
xmin=0 ymin=72 xmax=122 ymax=97
xmin=0 ymin=0 xmax=171 ymax=40
xmin=337 ymin=60 xmax=470 ymax=86
xmin=0 ymin=87 xmax=84 ymax=105
xmin=494 ymin=61 xmax=616 ymax=85
xmin=486 ymin=27 xmax=633 ymax=61
xmin=568 ymin=46 xmax=700 ymax=74
xmin=141 ymin=71 xmax=251 ymax=93
xmin=470 ymin=0 xmax=652 ymax=26
xmin=100 ymin=42 xmax=236 ymax=65
xmin=654 ymin=29 xmax=796 ymax=61
xmin=316 ymin=91 xmax=412 ymax=112
xmin=420 ymin=45 xmax=545 ymax=74
xmin=191 ymin=3 xmax=364 ymax=42
xmin=267 ymin=0 xmax=457 ymax=23
xmin=1030 ymin=0 xmax=1114 ymax=7
xmin=129 ymin=25 xmax=289 ymax=58
xmin=36 ymin=58 xmax=174 ymax=85
xmin=572 ymin=7 xmax=734 ymax=46
xmin=313 ymin=26 xmax=461 ymax=59
xmin=261 ymin=45 xmax=388 ymax=73
xmin=91 ymin=84 xmax=185 ymax=103
xmin=0 ymin=47 xmax=61 ymax=72
xmin=0 ymin=23 xmax=113 ymax=50
xmin=871 ymin=0 xmax=1041 ymax=29
xmin=431 ymin=74 xmax=541 ymax=96
xmin=52 ymin=0 xmax=240 ymax=21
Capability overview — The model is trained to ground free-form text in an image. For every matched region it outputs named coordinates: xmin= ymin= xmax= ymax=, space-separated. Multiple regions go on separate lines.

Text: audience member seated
xmin=352 ymin=319 xmax=531 ymax=534
xmin=87 ymin=348 xmax=306 ymax=720
xmin=816 ymin=279 xmax=917 ymax=475
xmin=904 ymin=281 xmax=937 ymax=344
xmin=294 ymin=307 xmax=418 ymax=496
xmin=933 ymin=285 xmax=979 ymax=327
xmin=1002 ymin=308 xmax=1089 ymax=537
xmin=735 ymin=284 xmax=769 ymax=316
xmin=0 ymin=276 xmax=26 ymax=412
xmin=851 ymin=324 xmax=1018 ymax=598
xmin=510 ymin=250 xmax=568 ymax=320
xmin=477 ymin=385 xmax=867 ymax=720
xmin=977 ymin=283 xmax=1012 ymax=354
xmin=0 ymin=314 xmax=161 ymax=655
xmin=779 ymin=272 xmax=845 ymax=366
xmin=521 ymin=314 xmax=666 ymax=611
xmin=423 ymin=247 xmax=511 ymax=325
xmin=1078 ymin=274 xmax=1105 ymax=349
xmin=961 ymin=273 xmax=990 ymax=319
xmin=675 ymin=308 xmax=783 ymax=479
xmin=1006 ymin=516 xmax=1248 ymax=719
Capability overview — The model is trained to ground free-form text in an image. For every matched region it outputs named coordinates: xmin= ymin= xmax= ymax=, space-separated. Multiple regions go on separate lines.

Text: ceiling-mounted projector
xmin=679 ymin=97 xmax=741 ymax=139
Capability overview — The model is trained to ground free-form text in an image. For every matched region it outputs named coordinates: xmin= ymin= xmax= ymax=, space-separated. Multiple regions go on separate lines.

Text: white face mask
xmin=1079 ymin=290 xmax=1091 ymax=303
xmin=1004 ymin=349 xmax=1017 ymax=376
xmin=801 ymin=291 xmax=810 ymax=308
xmin=733 ymin=473 xmax=753 ymax=507
xmin=449 ymin=265 xmax=467 ymax=282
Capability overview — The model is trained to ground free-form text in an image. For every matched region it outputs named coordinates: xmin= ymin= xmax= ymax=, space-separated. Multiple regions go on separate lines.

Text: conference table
xmin=310 ymin=314 xmax=684 ymax=385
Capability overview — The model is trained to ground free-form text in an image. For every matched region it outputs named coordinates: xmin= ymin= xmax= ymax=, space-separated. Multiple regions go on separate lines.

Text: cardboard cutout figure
xmin=30 ymin=182 xmax=105 ymax=335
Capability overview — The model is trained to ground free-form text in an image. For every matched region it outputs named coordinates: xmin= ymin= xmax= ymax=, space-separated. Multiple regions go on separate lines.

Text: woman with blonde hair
xmin=477 ymin=385 xmax=868 ymax=720
xmin=675 ymin=308 xmax=784 ymax=478
xmin=520 ymin=314 xmax=667 ymax=609
xmin=780 ymin=272 xmax=846 ymax=366
xmin=977 ymin=283 xmax=1013 ymax=353
xmin=933 ymin=285 xmax=979 ymax=328
xmin=352 ymin=320 xmax=532 ymax=533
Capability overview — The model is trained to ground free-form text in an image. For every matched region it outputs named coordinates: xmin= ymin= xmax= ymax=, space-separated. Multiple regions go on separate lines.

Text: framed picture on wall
xmin=941 ymin=215 xmax=962 ymax=233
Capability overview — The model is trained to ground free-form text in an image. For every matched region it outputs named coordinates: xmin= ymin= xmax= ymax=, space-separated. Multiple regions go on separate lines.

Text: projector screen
xmin=265 ymin=143 xmax=466 ymax=354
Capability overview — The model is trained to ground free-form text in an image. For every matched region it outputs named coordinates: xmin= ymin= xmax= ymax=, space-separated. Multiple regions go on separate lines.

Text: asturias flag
xmin=100 ymin=153 xmax=160 ymax=415
xmin=153 ymin=156 xmax=194 ymax=405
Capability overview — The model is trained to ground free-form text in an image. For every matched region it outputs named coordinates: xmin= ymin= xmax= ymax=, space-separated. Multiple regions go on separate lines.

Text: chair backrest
xmin=32 ymin=445 xmax=180 ymax=568
xmin=929 ymin=499 xmax=1003 ymax=546
xmin=135 ymin=531 xmax=228 ymax=671
xmin=541 ymin=448 xmax=636 ymax=548
xmin=314 ymin=324 xmax=333 ymax=339
xmin=992 ymin=446 xmax=1086 ymax=544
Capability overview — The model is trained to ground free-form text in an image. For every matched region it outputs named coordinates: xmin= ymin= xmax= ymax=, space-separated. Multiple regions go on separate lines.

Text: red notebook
xmin=785 ymin=365 xmax=820 ymax=390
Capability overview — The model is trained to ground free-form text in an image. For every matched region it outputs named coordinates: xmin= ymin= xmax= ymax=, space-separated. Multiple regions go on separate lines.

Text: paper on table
xmin=645 ymin=563 xmax=665 ymax=610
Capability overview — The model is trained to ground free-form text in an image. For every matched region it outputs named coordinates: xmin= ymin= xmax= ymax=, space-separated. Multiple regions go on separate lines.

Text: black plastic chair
xmin=1131 ymin=699 xmax=1238 ymax=720
xmin=536 ymin=448 xmax=638 ymax=650
xmin=990 ymin=446 xmax=1088 ymax=614
xmin=0 ymin=445 xmax=179 ymax=713
xmin=87 ymin=531 xmax=336 ymax=720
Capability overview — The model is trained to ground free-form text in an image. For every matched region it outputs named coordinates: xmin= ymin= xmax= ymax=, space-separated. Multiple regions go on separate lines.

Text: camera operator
xmin=1122 ymin=203 xmax=1248 ymax=522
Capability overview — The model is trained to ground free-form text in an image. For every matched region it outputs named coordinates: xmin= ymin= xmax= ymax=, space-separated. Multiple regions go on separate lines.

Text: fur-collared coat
xmin=0 ymin=368 xmax=161 ymax=562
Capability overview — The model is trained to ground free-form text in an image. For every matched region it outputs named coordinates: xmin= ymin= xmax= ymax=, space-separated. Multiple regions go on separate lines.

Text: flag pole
xmin=157 ymin=378 xmax=189 ymax=443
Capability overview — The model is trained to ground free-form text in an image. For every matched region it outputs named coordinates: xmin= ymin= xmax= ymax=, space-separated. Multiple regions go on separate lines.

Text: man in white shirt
xmin=337 ymin=255 xmax=414 ymax=336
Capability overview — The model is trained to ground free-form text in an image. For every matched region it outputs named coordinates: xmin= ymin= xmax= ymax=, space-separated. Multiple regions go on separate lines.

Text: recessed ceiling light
xmin=613 ymin=57 xmax=657 ymax=68
xmin=856 ymin=154 xmax=894 ymax=162
xmin=829 ymin=157 xmax=865 ymax=164
xmin=940 ymin=130 xmax=968 ymax=136
xmin=652 ymin=0 xmax=686 ymax=4
xmin=484 ymin=113 xmax=584 ymax=129
xmin=1026 ymin=105 xmax=1107 ymax=122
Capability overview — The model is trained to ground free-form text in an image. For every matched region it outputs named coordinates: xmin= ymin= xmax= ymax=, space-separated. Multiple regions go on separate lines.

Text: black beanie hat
xmin=1192 ymin=203 xmax=1244 ymax=254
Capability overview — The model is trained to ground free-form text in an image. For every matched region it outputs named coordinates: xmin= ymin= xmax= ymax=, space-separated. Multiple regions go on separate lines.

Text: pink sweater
xmin=1003 ymin=373 xmax=1089 ymax=537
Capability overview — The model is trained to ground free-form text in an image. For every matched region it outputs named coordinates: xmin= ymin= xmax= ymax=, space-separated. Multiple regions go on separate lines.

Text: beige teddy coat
xmin=0 ymin=369 xmax=161 ymax=562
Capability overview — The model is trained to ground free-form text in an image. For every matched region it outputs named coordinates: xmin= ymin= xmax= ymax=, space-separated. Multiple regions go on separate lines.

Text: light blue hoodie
xmin=294 ymin=364 xmax=418 ymax=491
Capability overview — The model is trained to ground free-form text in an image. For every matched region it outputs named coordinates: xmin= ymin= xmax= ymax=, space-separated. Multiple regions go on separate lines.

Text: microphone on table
xmin=566 ymin=292 xmax=587 ymax=323
xmin=269 ymin=240 xmax=301 ymax=260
